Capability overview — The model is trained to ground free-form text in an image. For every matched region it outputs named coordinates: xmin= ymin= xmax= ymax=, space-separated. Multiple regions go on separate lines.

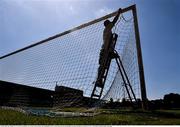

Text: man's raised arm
xmin=112 ymin=8 xmax=121 ymax=25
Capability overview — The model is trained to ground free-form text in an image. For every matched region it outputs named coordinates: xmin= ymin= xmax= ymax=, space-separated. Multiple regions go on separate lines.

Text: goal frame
xmin=0 ymin=4 xmax=148 ymax=109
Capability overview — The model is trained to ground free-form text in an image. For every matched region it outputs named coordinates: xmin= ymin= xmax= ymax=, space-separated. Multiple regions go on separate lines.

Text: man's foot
xmin=110 ymin=52 xmax=119 ymax=58
xmin=96 ymin=79 xmax=103 ymax=87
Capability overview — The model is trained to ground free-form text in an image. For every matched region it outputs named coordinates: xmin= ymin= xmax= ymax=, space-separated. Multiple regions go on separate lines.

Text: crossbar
xmin=0 ymin=5 xmax=135 ymax=59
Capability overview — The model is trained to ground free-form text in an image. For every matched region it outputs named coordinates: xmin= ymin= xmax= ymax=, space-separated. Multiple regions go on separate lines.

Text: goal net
xmin=0 ymin=5 xmax=144 ymax=111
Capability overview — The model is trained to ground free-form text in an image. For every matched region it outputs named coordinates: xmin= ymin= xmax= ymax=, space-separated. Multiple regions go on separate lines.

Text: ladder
xmin=91 ymin=33 xmax=137 ymax=104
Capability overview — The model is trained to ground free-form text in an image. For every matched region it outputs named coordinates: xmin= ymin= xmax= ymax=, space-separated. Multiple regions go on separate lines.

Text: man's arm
xmin=112 ymin=8 xmax=121 ymax=25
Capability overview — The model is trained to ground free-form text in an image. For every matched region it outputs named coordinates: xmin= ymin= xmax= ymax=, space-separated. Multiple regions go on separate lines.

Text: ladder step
xmin=92 ymin=94 xmax=100 ymax=97
xmin=96 ymin=84 xmax=104 ymax=88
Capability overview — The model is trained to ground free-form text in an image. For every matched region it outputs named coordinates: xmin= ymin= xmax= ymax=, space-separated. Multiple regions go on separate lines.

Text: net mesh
xmin=0 ymin=9 xmax=140 ymax=109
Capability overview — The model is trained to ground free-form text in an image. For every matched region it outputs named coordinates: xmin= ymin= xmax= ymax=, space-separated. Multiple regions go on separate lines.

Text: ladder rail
xmin=115 ymin=58 xmax=133 ymax=103
xmin=115 ymin=50 xmax=137 ymax=102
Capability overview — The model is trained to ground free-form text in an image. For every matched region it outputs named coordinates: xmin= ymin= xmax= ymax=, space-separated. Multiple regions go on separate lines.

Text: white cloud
xmin=68 ymin=4 xmax=78 ymax=15
xmin=94 ymin=7 xmax=113 ymax=18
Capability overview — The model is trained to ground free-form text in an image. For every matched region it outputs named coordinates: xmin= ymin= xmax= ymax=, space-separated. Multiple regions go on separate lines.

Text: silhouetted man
xmin=96 ymin=8 xmax=121 ymax=87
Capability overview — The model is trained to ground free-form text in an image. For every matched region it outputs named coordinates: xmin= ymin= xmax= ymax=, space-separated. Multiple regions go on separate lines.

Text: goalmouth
xmin=0 ymin=5 xmax=148 ymax=109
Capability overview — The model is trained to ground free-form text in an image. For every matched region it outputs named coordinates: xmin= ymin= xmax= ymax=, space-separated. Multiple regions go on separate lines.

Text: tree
xmin=163 ymin=93 xmax=180 ymax=109
xmin=110 ymin=98 xmax=114 ymax=103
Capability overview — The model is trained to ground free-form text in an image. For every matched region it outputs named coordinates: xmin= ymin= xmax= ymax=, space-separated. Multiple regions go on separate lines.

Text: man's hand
xmin=112 ymin=8 xmax=122 ymax=25
xmin=118 ymin=8 xmax=122 ymax=13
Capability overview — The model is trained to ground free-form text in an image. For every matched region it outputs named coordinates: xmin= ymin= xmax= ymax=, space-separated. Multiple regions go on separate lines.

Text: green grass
xmin=156 ymin=109 xmax=180 ymax=114
xmin=0 ymin=108 xmax=180 ymax=125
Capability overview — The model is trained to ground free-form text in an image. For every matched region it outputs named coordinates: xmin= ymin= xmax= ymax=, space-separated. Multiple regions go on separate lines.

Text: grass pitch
xmin=0 ymin=108 xmax=180 ymax=125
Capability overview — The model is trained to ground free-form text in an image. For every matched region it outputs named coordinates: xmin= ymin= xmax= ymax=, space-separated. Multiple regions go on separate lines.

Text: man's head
xmin=104 ymin=20 xmax=110 ymax=27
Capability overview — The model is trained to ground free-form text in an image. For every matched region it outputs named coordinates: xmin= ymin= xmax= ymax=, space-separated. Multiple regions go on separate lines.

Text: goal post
xmin=0 ymin=5 xmax=148 ymax=109
xmin=132 ymin=5 xmax=148 ymax=109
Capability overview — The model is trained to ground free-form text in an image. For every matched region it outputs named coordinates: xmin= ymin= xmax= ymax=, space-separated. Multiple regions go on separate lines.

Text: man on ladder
xmin=91 ymin=7 xmax=138 ymax=108
xmin=95 ymin=8 xmax=121 ymax=87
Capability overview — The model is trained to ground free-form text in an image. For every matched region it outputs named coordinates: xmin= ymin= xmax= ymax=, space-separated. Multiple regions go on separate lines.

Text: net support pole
xmin=132 ymin=5 xmax=148 ymax=109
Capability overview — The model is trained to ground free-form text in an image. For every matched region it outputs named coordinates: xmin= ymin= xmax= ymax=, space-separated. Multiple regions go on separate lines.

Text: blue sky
xmin=0 ymin=0 xmax=179 ymax=99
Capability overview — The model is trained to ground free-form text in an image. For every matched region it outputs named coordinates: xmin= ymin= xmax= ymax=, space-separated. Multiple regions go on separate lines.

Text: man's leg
xmin=96 ymin=48 xmax=108 ymax=87
xmin=95 ymin=34 xmax=118 ymax=87
xmin=96 ymin=50 xmax=103 ymax=86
